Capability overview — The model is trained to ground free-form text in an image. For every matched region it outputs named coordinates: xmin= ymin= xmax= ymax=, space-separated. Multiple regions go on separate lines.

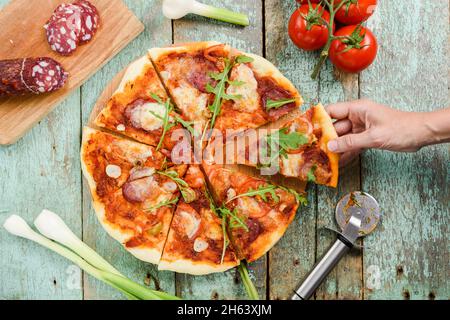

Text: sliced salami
xmin=0 ymin=58 xmax=68 ymax=96
xmin=44 ymin=1 xmax=100 ymax=55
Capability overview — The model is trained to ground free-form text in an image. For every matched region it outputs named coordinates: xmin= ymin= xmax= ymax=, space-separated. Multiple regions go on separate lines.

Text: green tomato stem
xmin=192 ymin=2 xmax=249 ymax=26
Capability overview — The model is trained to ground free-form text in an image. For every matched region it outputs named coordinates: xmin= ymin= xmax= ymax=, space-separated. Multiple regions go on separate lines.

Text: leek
xmin=163 ymin=0 xmax=249 ymax=26
xmin=3 ymin=212 xmax=180 ymax=300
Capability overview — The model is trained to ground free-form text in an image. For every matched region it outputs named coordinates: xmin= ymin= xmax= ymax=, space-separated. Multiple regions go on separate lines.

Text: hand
xmin=326 ymin=99 xmax=444 ymax=167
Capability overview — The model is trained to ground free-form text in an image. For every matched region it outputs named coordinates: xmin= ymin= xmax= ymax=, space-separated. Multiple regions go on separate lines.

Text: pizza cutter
xmin=291 ymin=191 xmax=381 ymax=300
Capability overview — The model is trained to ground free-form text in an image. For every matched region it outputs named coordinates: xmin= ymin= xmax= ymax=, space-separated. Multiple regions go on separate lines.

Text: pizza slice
xmin=159 ymin=165 xmax=239 ymax=275
xmin=213 ymin=103 xmax=339 ymax=187
xmin=148 ymin=41 xmax=232 ymax=133
xmin=81 ymin=127 xmax=189 ymax=264
xmin=95 ymin=55 xmax=189 ymax=153
xmin=202 ymin=163 xmax=302 ymax=262
xmin=212 ymin=51 xmax=303 ymax=136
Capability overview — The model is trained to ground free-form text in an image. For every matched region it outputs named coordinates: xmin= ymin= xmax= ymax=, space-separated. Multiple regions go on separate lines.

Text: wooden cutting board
xmin=88 ymin=60 xmax=307 ymax=194
xmin=0 ymin=0 xmax=144 ymax=145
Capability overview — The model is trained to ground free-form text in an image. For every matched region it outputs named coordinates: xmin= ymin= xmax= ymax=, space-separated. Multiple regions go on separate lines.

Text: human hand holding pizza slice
xmin=326 ymin=99 xmax=450 ymax=167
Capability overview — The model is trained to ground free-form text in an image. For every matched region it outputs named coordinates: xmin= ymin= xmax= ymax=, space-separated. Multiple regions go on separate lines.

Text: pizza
xmin=201 ymin=163 xmax=302 ymax=262
xmin=159 ymin=165 xmax=239 ymax=274
xmin=211 ymin=103 xmax=339 ymax=187
xmin=95 ymin=55 xmax=186 ymax=153
xmin=81 ymin=127 xmax=186 ymax=264
xmin=213 ymin=52 xmax=303 ymax=135
xmin=81 ymin=42 xmax=340 ymax=275
xmin=149 ymin=41 xmax=232 ymax=132
xmin=149 ymin=42 xmax=303 ymax=136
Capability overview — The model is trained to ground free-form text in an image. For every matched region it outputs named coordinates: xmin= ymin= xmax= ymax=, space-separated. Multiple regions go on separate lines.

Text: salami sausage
xmin=0 ymin=58 xmax=68 ymax=96
xmin=74 ymin=0 xmax=100 ymax=43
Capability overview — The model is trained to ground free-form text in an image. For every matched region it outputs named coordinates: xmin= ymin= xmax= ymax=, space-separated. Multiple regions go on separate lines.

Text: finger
xmin=333 ymin=119 xmax=352 ymax=136
xmin=326 ymin=100 xmax=367 ymax=120
xmin=339 ymin=150 xmax=362 ymax=168
xmin=327 ymin=132 xmax=373 ymax=153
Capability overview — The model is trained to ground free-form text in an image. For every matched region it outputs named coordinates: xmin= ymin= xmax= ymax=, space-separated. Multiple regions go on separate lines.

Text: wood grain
xmin=316 ymin=67 xmax=363 ymax=298
xmin=0 ymin=0 xmax=143 ymax=145
xmin=360 ymin=0 xmax=449 ymax=300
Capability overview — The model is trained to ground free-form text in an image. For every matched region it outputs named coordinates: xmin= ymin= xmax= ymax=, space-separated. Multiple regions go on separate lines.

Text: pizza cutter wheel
xmin=292 ymin=191 xmax=381 ymax=300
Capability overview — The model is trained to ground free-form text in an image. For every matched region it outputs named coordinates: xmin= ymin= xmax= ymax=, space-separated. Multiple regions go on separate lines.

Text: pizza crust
xmin=80 ymin=127 xmax=169 ymax=265
xmin=158 ymin=259 xmax=238 ymax=275
xmin=312 ymin=103 xmax=339 ymax=187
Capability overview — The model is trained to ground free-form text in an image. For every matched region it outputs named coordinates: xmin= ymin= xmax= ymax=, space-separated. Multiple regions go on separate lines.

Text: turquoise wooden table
xmin=0 ymin=0 xmax=448 ymax=300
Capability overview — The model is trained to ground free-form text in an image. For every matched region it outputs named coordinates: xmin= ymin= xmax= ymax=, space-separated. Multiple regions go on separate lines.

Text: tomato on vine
xmin=288 ymin=3 xmax=334 ymax=51
xmin=335 ymin=0 xmax=377 ymax=25
xmin=329 ymin=25 xmax=378 ymax=73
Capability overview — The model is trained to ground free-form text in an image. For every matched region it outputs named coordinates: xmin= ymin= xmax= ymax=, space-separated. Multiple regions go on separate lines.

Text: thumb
xmin=327 ymin=132 xmax=373 ymax=153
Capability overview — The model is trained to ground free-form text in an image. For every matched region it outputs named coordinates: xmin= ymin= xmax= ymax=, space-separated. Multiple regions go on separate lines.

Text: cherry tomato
xmin=288 ymin=4 xmax=333 ymax=51
xmin=335 ymin=0 xmax=377 ymax=25
xmin=329 ymin=25 xmax=378 ymax=73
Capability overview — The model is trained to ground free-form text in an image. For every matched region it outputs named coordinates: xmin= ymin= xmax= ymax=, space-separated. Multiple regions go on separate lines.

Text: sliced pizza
xmin=148 ymin=41 xmax=232 ymax=132
xmin=216 ymin=103 xmax=339 ymax=187
xmin=95 ymin=55 xmax=188 ymax=153
xmin=159 ymin=165 xmax=239 ymax=275
xmin=213 ymin=52 xmax=303 ymax=135
xmin=202 ymin=163 xmax=302 ymax=262
xmin=81 ymin=127 xmax=188 ymax=264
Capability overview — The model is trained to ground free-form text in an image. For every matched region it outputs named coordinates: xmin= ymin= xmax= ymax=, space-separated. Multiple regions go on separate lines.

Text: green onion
xmin=162 ymin=0 xmax=249 ymax=26
xmin=238 ymin=262 xmax=259 ymax=300
xmin=4 ymin=211 xmax=180 ymax=300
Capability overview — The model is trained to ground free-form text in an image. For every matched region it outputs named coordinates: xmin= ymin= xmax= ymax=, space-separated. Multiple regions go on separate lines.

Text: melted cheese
xmin=129 ymin=102 xmax=171 ymax=132
xmin=226 ymin=64 xmax=259 ymax=113
xmin=280 ymin=153 xmax=304 ymax=177
xmin=172 ymin=85 xmax=209 ymax=123
xmin=236 ymin=197 xmax=260 ymax=217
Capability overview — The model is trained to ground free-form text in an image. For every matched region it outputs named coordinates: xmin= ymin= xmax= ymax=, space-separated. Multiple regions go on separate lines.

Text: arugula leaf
xmin=307 ymin=165 xmax=317 ymax=183
xmin=235 ymin=55 xmax=254 ymax=64
xmin=149 ymin=93 xmax=200 ymax=141
xmin=218 ymin=207 xmax=248 ymax=232
xmin=144 ymin=197 xmax=179 ymax=213
xmin=261 ymin=128 xmax=309 ymax=166
xmin=206 ymin=55 xmax=253 ymax=129
xmin=266 ymin=98 xmax=296 ymax=111
xmin=147 ymin=93 xmax=175 ymax=151
xmin=278 ymin=186 xmax=308 ymax=206
xmin=213 ymin=204 xmax=248 ymax=264
xmin=157 ymin=170 xmax=196 ymax=203
xmin=227 ymin=184 xmax=280 ymax=204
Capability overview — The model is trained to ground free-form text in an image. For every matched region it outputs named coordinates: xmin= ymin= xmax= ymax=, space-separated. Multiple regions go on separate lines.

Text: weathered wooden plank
xmin=361 ymin=0 xmax=449 ymax=300
xmin=81 ymin=0 xmax=176 ymax=299
xmin=265 ymin=0 xmax=319 ymax=300
xmin=0 ymin=93 xmax=82 ymax=298
xmin=0 ymin=0 xmax=82 ymax=302
xmin=173 ymin=0 xmax=266 ymax=300
xmin=316 ymin=62 xmax=363 ymax=299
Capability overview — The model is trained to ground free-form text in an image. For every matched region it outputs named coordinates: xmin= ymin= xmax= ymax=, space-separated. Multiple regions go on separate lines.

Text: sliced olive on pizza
xmin=148 ymin=42 xmax=232 ymax=133
xmin=81 ymin=127 xmax=189 ymax=264
xmin=202 ymin=163 xmax=302 ymax=262
xmin=213 ymin=52 xmax=303 ymax=136
xmin=95 ymin=55 xmax=189 ymax=154
xmin=159 ymin=165 xmax=239 ymax=275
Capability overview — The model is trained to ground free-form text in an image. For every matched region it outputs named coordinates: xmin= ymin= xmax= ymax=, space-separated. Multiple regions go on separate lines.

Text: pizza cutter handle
xmin=292 ymin=236 xmax=351 ymax=300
